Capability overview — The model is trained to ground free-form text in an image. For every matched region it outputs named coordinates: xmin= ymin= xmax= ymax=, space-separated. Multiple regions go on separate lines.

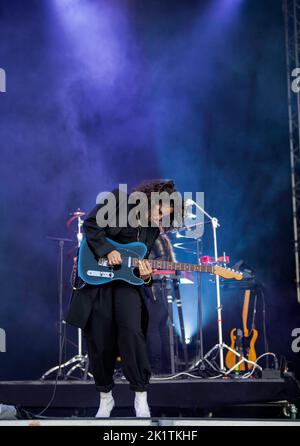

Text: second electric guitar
xmin=225 ymin=289 xmax=258 ymax=371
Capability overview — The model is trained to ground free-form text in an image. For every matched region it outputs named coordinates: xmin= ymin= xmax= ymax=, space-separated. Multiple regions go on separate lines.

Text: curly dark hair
xmin=132 ymin=179 xmax=185 ymax=229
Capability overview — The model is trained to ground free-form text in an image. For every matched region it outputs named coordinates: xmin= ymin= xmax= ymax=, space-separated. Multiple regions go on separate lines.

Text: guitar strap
xmin=139 ymin=227 xmax=159 ymax=258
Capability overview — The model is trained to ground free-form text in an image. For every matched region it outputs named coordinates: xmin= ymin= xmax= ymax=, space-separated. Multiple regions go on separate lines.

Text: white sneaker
xmin=95 ymin=391 xmax=115 ymax=418
xmin=134 ymin=391 xmax=151 ymax=418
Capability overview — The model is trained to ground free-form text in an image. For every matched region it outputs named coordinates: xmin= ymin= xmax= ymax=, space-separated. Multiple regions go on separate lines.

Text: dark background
xmin=0 ymin=0 xmax=299 ymax=379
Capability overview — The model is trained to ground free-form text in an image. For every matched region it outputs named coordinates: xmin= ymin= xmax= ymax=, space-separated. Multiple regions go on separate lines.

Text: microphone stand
xmin=187 ymin=201 xmax=261 ymax=375
xmin=195 ymin=236 xmax=204 ymax=362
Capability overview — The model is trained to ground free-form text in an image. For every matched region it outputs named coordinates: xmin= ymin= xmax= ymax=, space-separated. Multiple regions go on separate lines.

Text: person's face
xmin=150 ymin=204 xmax=173 ymax=225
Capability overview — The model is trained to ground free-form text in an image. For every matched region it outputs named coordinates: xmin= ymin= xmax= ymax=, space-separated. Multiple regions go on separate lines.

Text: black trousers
xmin=83 ymin=281 xmax=151 ymax=393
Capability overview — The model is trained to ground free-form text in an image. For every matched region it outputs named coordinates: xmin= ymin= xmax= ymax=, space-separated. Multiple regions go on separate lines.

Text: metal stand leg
xmin=41 ymin=353 xmax=93 ymax=380
xmin=196 ymin=342 xmax=262 ymax=376
xmin=173 ymin=276 xmax=189 ymax=368
xmin=163 ymin=278 xmax=176 ymax=374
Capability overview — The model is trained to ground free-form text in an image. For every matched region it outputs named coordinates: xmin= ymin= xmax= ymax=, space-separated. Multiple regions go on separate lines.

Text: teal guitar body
xmin=78 ymin=237 xmax=147 ymax=286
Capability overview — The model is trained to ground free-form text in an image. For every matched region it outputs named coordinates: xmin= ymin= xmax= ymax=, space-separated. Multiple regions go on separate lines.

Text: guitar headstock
xmin=214 ymin=265 xmax=244 ymax=281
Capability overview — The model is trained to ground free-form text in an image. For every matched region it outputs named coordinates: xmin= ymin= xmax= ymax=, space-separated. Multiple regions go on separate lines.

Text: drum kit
xmin=41 ymin=201 xmax=261 ymax=381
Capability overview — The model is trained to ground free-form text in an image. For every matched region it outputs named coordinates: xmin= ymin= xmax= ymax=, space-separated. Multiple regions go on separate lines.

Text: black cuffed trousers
xmin=83 ymin=281 xmax=151 ymax=392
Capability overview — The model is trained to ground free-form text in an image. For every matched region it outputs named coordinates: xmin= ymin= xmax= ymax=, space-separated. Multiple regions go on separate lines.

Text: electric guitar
xmin=225 ymin=289 xmax=258 ymax=371
xmin=78 ymin=237 xmax=244 ymax=286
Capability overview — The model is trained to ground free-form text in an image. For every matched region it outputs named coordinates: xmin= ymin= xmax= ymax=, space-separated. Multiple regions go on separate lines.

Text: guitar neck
xmin=133 ymin=258 xmax=214 ymax=274
xmin=242 ymin=289 xmax=251 ymax=337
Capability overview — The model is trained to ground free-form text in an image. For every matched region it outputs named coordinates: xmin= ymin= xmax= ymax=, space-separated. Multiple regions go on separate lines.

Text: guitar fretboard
xmin=132 ymin=258 xmax=214 ymax=273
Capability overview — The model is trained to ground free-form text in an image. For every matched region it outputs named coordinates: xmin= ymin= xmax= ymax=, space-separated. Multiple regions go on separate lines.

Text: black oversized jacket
xmin=65 ymin=189 xmax=160 ymax=330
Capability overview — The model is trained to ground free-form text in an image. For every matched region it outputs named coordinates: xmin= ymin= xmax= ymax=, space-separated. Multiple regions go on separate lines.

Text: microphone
xmin=185 ymin=198 xmax=196 ymax=207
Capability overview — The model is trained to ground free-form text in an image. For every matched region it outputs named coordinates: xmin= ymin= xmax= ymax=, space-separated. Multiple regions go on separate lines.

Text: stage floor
xmin=0 ymin=375 xmax=299 ymax=420
xmin=0 ymin=419 xmax=300 ymax=426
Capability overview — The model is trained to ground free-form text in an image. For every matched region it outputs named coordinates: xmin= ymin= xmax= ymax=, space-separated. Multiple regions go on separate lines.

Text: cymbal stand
xmin=41 ymin=210 xmax=93 ymax=380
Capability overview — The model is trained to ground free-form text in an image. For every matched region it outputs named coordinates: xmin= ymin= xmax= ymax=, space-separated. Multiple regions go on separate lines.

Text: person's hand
xmin=107 ymin=250 xmax=122 ymax=266
xmin=138 ymin=260 xmax=153 ymax=280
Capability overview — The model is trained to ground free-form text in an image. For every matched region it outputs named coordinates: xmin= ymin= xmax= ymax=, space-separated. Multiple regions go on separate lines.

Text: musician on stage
xmin=66 ymin=179 xmax=184 ymax=418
